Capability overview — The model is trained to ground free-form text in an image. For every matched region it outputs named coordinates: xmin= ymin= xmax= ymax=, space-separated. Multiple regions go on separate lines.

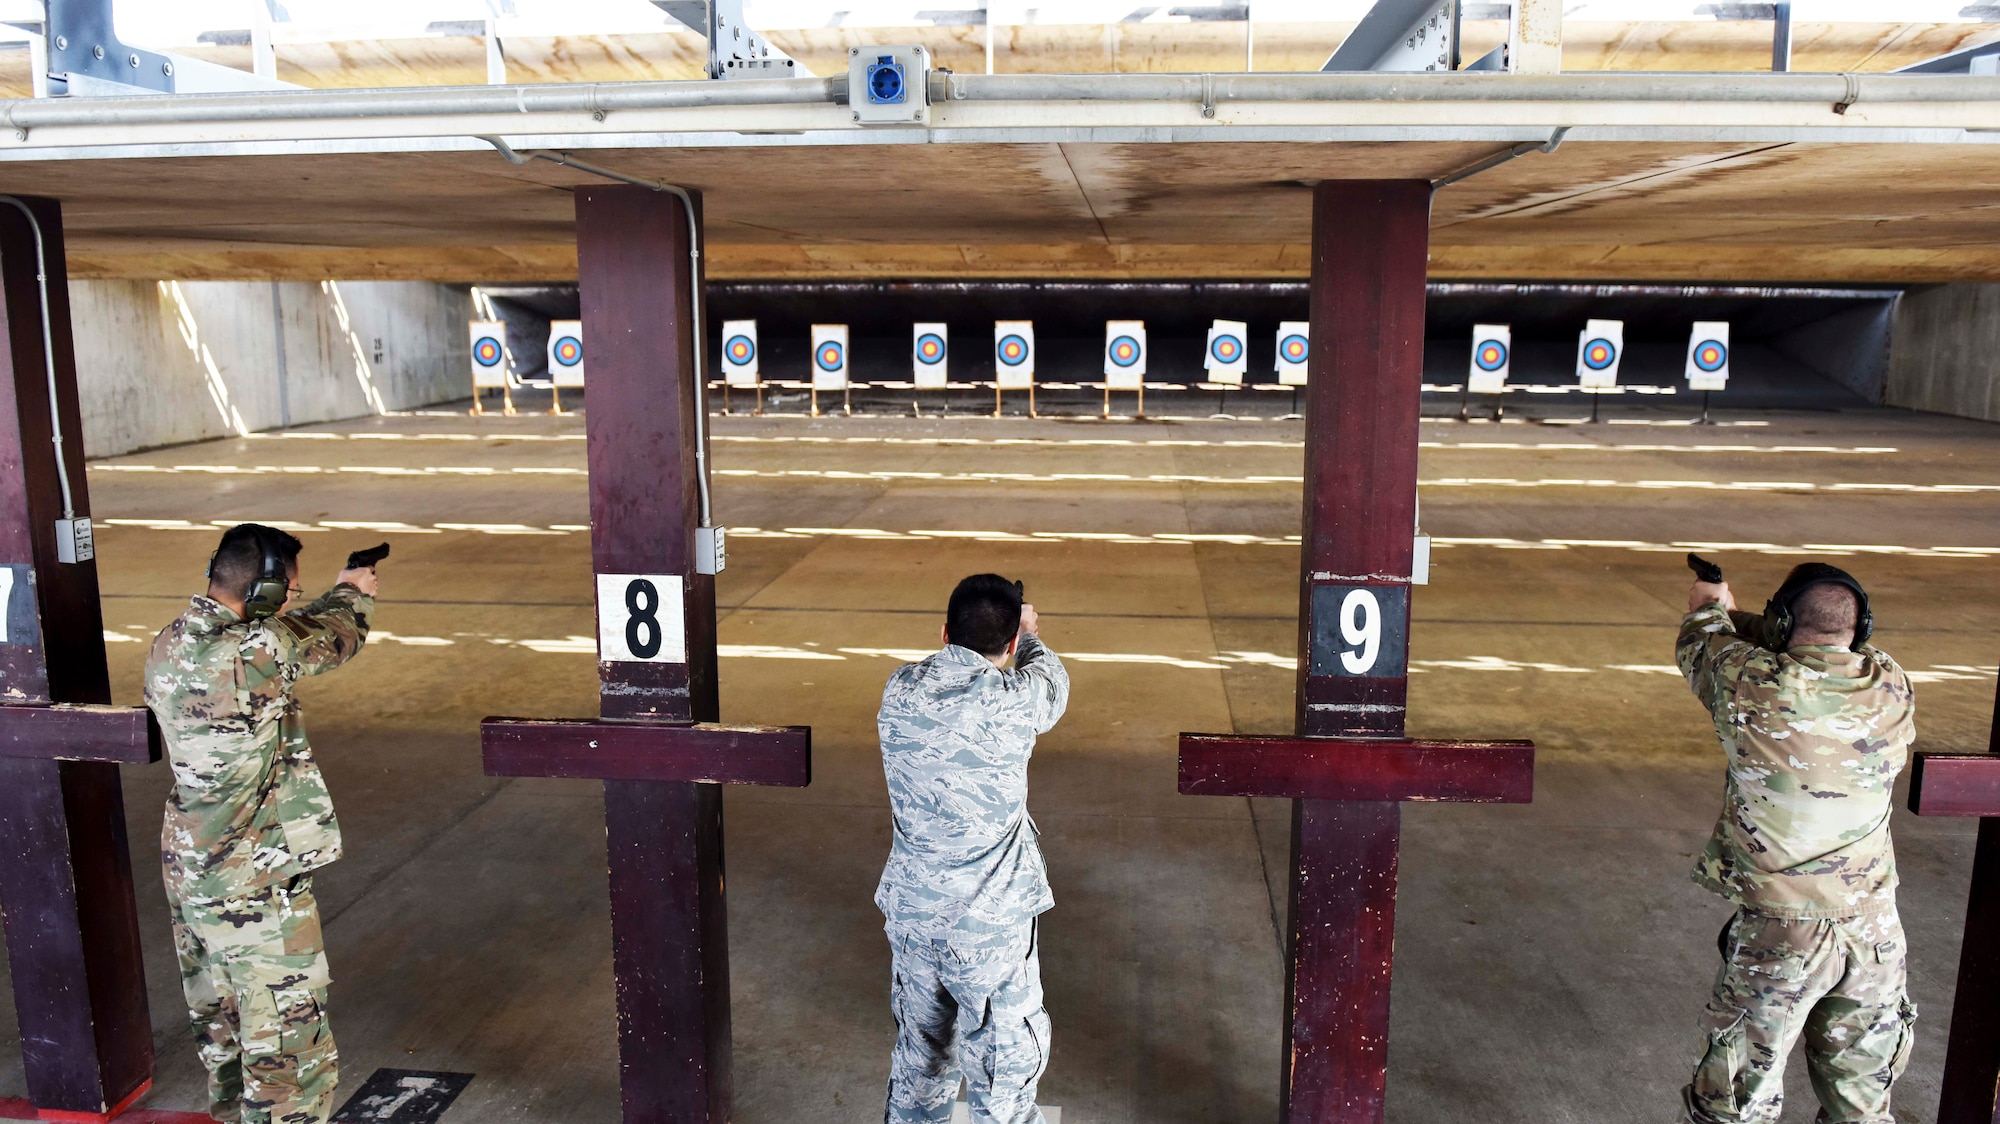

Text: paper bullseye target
xmin=546 ymin=319 xmax=585 ymax=389
xmin=1685 ymin=321 xmax=1730 ymax=392
xmin=1103 ymin=320 xmax=1147 ymax=389
xmin=811 ymin=323 xmax=849 ymax=390
xmin=1205 ymin=319 xmax=1248 ymax=385
xmin=912 ymin=322 xmax=948 ymax=389
xmin=1467 ymin=324 xmax=1511 ymax=394
xmin=1275 ymin=320 xmax=1310 ymax=386
xmin=469 ymin=320 xmax=508 ymax=389
xmin=994 ymin=320 xmax=1035 ymax=388
xmin=1575 ymin=318 xmax=1626 ymax=389
xmin=722 ymin=319 xmax=760 ymax=388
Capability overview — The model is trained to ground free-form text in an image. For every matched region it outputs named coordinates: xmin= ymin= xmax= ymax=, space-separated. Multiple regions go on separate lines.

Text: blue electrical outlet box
xmin=848 ymin=45 xmax=931 ymax=126
xmin=866 ymin=56 xmax=906 ymax=104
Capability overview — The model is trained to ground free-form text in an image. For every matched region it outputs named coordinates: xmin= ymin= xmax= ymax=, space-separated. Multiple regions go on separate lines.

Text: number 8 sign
xmin=1308 ymin=583 xmax=1409 ymax=678
xmin=597 ymin=574 xmax=687 ymax=663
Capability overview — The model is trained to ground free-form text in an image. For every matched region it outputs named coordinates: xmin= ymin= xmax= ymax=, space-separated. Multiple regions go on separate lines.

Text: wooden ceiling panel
xmin=12 ymin=138 xmax=2000 ymax=283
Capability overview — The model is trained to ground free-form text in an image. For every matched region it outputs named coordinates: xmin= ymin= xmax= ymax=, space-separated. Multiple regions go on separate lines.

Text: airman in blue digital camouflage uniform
xmin=146 ymin=524 xmax=379 ymax=1124
xmin=1675 ymin=562 xmax=1917 ymax=1124
xmin=876 ymin=574 xmax=1069 ymax=1124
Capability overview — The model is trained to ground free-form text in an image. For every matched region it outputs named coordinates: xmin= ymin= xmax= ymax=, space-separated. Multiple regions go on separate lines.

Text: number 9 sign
xmin=1309 ymin=583 xmax=1409 ymax=678
xmin=597 ymin=574 xmax=687 ymax=664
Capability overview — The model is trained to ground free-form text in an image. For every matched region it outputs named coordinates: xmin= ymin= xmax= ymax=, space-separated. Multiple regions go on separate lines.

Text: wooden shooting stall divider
xmin=0 ymin=196 xmax=162 ymax=1124
xmin=479 ymin=184 xmax=811 ymax=1124
xmin=1177 ymin=180 xmax=1537 ymax=1124
xmin=1908 ymin=679 xmax=2000 ymax=1124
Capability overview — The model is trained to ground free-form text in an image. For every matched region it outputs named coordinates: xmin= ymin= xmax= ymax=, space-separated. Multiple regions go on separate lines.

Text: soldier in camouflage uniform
xmin=1675 ymin=562 xmax=1917 ymax=1124
xmin=146 ymin=524 xmax=378 ymax=1124
xmin=876 ymin=574 xmax=1069 ymax=1124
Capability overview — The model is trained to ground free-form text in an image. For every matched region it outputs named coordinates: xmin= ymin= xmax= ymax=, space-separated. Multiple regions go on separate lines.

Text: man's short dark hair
xmin=1792 ymin=581 xmax=1860 ymax=639
xmin=946 ymin=573 xmax=1023 ymax=657
xmin=208 ymin=524 xmax=303 ymax=592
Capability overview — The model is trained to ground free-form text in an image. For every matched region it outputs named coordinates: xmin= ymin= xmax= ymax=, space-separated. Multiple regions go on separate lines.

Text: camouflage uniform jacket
xmin=146 ymin=586 xmax=372 ymax=905
xmin=1676 ymin=602 xmax=1915 ymax=920
xmin=875 ymin=636 xmax=1070 ymax=939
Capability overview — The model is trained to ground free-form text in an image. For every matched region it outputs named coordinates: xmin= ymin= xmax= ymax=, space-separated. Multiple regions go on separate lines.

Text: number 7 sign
xmin=596 ymin=574 xmax=687 ymax=664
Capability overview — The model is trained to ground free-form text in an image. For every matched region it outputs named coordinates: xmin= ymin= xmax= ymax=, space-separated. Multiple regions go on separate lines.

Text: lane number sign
xmin=1308 ymin=583 xmax=1409 ymax=678
xmin=0 ymin=564 xmax=35 ymax=647
xmin=596 ymin=574 xmax=686 ymax=664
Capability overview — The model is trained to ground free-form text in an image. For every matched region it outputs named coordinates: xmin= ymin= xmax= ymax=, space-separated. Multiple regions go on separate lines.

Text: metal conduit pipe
xmin=3 ymin=71 xmax=2000 ymax=132
xmin=939 ymin=71 xmax=2000 ymax=105
xmin=480 ymin=136 xmax=717 ymax=531
xmin=0 ymin=76 xmax=842 ymax=130
xmin=0 ymin=196 xmax=77 ymax=523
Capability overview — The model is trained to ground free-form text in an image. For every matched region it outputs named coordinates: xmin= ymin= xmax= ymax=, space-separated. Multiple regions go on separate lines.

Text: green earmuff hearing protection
xmin=1764 ymin=563 xmax=1873 ymax=651
xmin=209 ymin=525 xmax=290 ymax=621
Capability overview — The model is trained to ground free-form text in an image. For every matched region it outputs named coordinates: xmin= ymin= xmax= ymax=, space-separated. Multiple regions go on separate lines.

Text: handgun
xmin=1686 ymin=552 xmax=1724 ymax=584
xmin=345 ymin=542 xmax=391 ymax=570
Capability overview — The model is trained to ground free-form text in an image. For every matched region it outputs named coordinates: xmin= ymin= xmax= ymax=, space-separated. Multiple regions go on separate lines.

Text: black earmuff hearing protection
xmin=1763 ymin=562 xmax=1873 ymax=651
xmin=208 ymin=525 xmax=290 ymax=621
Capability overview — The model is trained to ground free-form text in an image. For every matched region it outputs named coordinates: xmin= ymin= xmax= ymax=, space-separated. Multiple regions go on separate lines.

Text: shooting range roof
xmin=11 ymin=71 xmax=2000 ymax=284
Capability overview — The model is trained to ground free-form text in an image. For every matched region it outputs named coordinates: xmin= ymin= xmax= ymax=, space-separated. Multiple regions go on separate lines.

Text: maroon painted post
xmin=1177 ymin=181 xmax=1535 ymax=1124
xmin=479 ymin=184 xmax=810 ymax=1124
xmin=0 ymin=196 xmax=161 ymax=1121
xmin=1909 ymin=678 xmax=2000 ymax=1124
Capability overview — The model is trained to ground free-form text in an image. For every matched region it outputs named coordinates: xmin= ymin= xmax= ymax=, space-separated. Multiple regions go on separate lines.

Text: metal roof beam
xmin=1321 ymin=0 xmax=1459 ymax=73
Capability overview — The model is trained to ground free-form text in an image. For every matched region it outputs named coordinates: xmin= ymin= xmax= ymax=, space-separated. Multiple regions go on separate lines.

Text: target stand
xmin=721 ymin=322 xmax=763 ymax=416
xmin=1463 ymin=326 xmax=1511 ymax=423
xmin=468 ymin=321 xmax=517 ymax=417
xmin=809 ymin=325 xmax=852 ymax=418
xmin=993 ymin=322 xmax=1037 ymax=418
xmin=1686 ymin=324 xmax=1730 ymax=426
xmin=995 ymin=382 xmax=1037 ymax=419
xmin=1455 ymin=383 xmax=1506 ymax=423
xmin=1200 ymin=383 xmax=1240 ymax=419
xmin=547 ymin=320 xmax=584 ymax=417
xmin=1101 ymin=322 xmax=1148 ymax=420
xmin=1099 ymin=382 xmax=1148 ymax=420
xmin=811 ymin=385 xmax=854 ymax=418
xmin=471 ymin=390 xmax=517 ymax=416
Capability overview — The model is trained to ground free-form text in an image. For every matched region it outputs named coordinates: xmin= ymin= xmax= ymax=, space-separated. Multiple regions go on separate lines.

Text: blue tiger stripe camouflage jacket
xmin=875 ymin=636 xmax=1070 ymax=939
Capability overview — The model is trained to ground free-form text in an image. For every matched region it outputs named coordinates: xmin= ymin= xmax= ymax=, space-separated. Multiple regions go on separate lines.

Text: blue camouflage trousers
xmin=885 ymin=919 xmax=1050 ymax=1124
xmin=1680 ymin=908 xmax=1916 ymax=1124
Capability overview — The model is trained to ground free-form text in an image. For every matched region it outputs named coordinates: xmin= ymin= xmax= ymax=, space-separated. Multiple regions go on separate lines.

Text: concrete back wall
xmin=70 ymin=278 xmax=474 ymax=457
xmin=1886 ymin=283 xmax=2000 ymax=423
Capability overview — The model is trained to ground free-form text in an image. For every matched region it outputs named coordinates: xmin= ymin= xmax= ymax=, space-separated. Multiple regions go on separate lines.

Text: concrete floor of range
xmin=1 ymin=402 xmax=1997 ymax=1123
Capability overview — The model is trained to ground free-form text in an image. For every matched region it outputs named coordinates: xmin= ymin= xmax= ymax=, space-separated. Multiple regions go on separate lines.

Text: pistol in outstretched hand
xmin=345 ymin=542 xmax=391 ymax=571
xmin=1686 ymin=553 xmax=1724 ymax=585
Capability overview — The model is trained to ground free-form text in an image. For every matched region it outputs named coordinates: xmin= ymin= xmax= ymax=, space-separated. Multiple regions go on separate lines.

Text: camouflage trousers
xmin=169 ymin=874 xmax=338 ymax=1124
xmin=1680 ymin=908 xmax=1916 ymax=1124
xmin=885 ymin=919 xmax=1050 ymax=1124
